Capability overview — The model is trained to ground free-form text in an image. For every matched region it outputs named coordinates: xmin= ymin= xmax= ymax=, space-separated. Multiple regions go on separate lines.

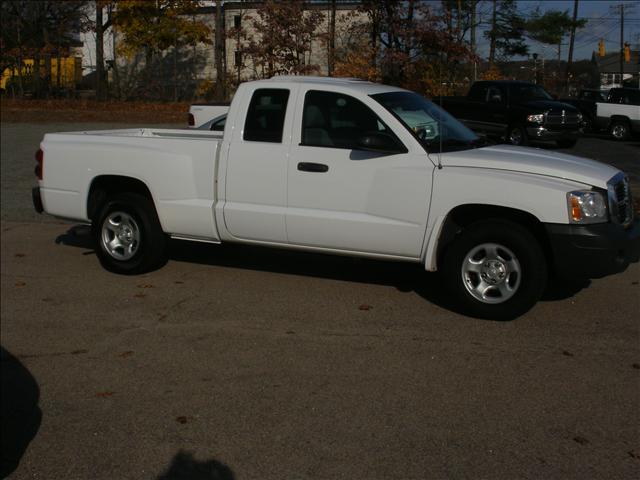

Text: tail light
xmin=188 ymin=113 xmax=195 ymax=127
xmin=35 ymin=148 xmax=43 ymax=180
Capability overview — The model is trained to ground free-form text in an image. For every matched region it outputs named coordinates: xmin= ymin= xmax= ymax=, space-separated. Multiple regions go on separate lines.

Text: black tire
xmin=610 ymin=120 xmax=631 ymax=141
xmin=441 ymin=219 xmax=547 ymax=320
xmin=507 ymin=124 xmax=528 ymax=146
xmin=556 ymin=139 xmax=577 ymax=148
xmin=580 ymin=116 xmax=594 ymax=133
xmin=92 ymin=192 xmax=167 ymax=274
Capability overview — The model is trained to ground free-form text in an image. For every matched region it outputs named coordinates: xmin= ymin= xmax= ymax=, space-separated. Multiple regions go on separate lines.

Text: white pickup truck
xmin=595 ymin=87 xmax=640 ymax=140
xmin=188 ymin=103 xmax=229 ymax=129
xmin=33 ymin=76 xmax=639 ymax=319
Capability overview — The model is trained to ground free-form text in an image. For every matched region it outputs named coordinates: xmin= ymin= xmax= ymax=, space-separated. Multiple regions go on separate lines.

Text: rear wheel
xmin=93 ymin=192 xmax=167 ymax=274
xmin=442 ymin=220 xmax=547 ymax=320
xmin=610 ymin=120 xmax=630 ymax=140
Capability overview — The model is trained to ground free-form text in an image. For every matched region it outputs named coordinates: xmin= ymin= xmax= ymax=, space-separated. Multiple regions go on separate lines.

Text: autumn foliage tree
xmin=240 ymin=0 xmax=324 ymax=78
xmin=0 ymin=0 xmax=90 ymax=97
xmin=334 ymin=0 xmax=476 ymax=97
xmin=111 ymin=0 xmax=210 ymax=99
xmin=484 ymin=0 xmax=528 ymax=68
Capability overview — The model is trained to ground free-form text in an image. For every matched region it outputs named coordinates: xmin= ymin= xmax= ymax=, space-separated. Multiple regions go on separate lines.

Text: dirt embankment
xmin=0 ymin=99 xmax=190 ymax=123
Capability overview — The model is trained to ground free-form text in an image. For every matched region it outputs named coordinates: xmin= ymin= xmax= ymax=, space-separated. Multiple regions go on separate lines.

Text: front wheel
xmin=93 ymin=192 xmax=167 ymax=274
xmin=441 ymin=220 xmax=547 ymax=320
xmin=507 ymin=125 xmax=528 ymax=146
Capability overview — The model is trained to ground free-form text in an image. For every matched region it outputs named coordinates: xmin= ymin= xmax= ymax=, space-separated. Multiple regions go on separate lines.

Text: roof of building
xmin=592 ymin=50 xmax=639 ymax=74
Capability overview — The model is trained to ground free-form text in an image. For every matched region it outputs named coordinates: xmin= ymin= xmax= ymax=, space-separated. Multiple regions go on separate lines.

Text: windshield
xmin=371 ymin=91 xmax=483 ymax=153
xmin=510 ymin=84 xmax=553 ymax=102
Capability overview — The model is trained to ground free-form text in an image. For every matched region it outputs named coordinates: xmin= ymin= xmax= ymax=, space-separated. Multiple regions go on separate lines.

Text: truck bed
xmin=40 ymin=128 xmax=223 ymax=241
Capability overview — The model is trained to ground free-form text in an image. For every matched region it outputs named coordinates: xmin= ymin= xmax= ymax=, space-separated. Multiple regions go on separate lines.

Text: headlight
xmin=526 ymin=114 xmax=544 ymax=124
xmin=567 ymin=190 xmax=608 ymax=224
xmin=577 ymin=112 xmax=583 ymax=122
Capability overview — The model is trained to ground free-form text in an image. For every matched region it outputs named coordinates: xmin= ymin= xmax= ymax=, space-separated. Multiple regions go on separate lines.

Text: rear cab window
xmin=243 ymin=88 xmax=290 ymax=143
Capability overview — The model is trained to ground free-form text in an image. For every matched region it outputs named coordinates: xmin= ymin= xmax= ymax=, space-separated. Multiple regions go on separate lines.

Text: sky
xmin=474 ymin=0 xmax=640 ymax=61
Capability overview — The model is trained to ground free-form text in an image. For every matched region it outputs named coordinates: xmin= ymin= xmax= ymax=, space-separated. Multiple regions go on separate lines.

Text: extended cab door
xmin=222 ymin=87 xmax=294 ymax=242
xmin=286 ymin=89 xmax=432 ymax=258
xmin=462 ymin=83 xmax=507 ymax=135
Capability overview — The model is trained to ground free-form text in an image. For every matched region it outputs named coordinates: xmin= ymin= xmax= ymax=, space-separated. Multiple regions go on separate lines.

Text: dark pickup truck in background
xmin=560 ymin=88 xmax=606 ymax=132
xmin=438 ymin=80 xmax=582 ymax=148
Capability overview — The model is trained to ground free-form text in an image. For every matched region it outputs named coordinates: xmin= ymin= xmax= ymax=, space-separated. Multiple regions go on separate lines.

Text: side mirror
xmin=552 ymin=94 xmax=559 ymax=100
xmin=357 ymin=133 xmax=405 ymax=154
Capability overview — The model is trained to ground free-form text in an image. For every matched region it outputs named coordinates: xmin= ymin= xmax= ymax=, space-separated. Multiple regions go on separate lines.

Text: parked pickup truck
xmin=439 ymin=80 xmax=582 ymax=148
xmin=188 ymin=102 xmax=229 ymax=128
xmin=595 ymin=88 xmax=640 ymax=140
xmin=559 ymin=88 xmax=606 ymax=132
xmin=32 ymin=76 xmax=639 ymax=320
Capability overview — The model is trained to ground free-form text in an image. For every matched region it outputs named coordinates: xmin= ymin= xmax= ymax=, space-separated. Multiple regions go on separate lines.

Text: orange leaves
xmin=112 ymin=0 xmax=211 ymax=59
xmin=334 ymin=45 xmax=380 ymax=82
xmin=481 ymin=66 xmax=505 ymax=81
xmin=333 ymin=1 xmax=477 ymax=97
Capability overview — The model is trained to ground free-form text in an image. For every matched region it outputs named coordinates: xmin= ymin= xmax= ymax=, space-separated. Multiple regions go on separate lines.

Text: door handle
xmin=297 ymin=162 xmax=329 ymax=173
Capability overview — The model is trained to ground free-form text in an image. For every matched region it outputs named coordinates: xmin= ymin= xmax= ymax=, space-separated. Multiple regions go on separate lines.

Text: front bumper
xmin=32 ymin=187 xmax=43 ymax=213
xmin=545 ymin=219 xmax=640 ymax=279
xmin=526 ymin=126 xmax=580 ymax=141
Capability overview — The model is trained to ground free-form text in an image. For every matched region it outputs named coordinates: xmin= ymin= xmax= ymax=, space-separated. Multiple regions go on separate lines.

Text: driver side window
xmin=486 ymin=86 xmax=503 ymax=103
xmin=302 ymin=90 xmax=400 ymax=150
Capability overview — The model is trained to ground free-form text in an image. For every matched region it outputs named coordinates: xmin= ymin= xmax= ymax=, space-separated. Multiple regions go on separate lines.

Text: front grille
xmin=545 ymin=110 xmax=580 ymax=126
xmin=608 ymin=174 xmax=633 ymax=226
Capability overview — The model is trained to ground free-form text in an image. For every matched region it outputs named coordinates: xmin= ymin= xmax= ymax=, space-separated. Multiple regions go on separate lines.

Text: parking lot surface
xmin=1 ymin=123 xmax=639 ymax=479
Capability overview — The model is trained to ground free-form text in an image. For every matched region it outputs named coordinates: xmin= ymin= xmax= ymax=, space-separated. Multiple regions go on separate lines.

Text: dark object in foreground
xmin=0 ymin=347 xmax=42 ymax=478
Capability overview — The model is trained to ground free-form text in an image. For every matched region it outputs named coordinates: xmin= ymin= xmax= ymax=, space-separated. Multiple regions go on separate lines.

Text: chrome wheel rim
xmin=611 ymin=124 xmax=626 ymax=139
xmin=509 ymin=128 xmax=522 ymax=145
xmin=101 ymin=211 xmax=140 ymax=261
xmin=461 ymin=243 xmax=521 ymax=304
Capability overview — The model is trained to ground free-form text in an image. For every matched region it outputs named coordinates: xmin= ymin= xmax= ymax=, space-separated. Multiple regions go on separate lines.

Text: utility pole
xmin=488 ymin=0 xmax=497 ymax=69
xmin=565 ymin=0 xmax=579 ymax=93
xmin=470 ymin=0 xmax=477 ymax=81
xmin=619 ymin=3 xmax=624 ymax=86
xmin=96 ymin=2 xmax=104 ymax=101
xmin=214 ymin=0 xmax=226 ymax=101
xmin=328 ymin=0 xmax=336 ymax=77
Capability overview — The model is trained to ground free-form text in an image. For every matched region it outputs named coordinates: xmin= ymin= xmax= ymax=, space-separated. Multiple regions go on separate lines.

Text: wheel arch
xmin=87 ymin=175 xmax=157 ymax=223
xmin=609 ymin=114 xmax=631 ymax=125
xmin=434 ymin=203 xmax=553 ymax=271
xmin=607 ymin=115 xmax=631 ymax=129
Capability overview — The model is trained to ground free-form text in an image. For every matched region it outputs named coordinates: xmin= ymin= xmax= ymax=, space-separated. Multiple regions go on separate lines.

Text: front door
xmin=286 ymin=90 xmax=432 ymax=258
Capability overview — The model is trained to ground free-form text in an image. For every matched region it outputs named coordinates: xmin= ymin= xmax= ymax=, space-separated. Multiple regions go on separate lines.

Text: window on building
xmin=234 ymin=15 xmax=241 ymax=29
xmin=234 ymin=50 xmax=242 ymax=67
xmin=243 ymin=89 xmax=290 ymax=143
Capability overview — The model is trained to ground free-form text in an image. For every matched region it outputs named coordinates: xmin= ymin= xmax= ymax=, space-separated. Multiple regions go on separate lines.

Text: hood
xmin=521 ymin=100 xmax=579 ymax=112
xmin=441 ymin=145 xmax=619 ymax=188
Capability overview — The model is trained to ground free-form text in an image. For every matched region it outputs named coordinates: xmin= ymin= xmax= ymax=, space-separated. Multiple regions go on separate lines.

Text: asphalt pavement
xmin=1 ymin=123 xmax=639 ymax=479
